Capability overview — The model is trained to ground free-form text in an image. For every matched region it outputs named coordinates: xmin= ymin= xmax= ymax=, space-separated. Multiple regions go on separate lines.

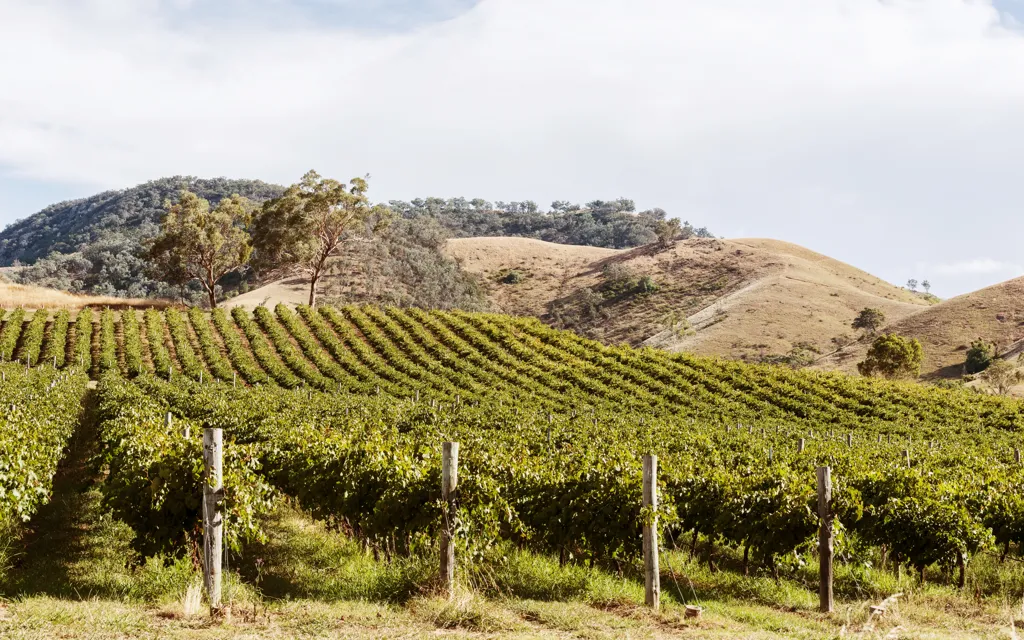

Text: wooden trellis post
xmin=441 ymin=442 xmax=459 ymax=594
xmin=203 ymin=428 xmax=224 ymax=612
xmin=817 ymin=466 xmax=833 ymax=613
xmin=642 ymin=454 xmax=660 ymax=610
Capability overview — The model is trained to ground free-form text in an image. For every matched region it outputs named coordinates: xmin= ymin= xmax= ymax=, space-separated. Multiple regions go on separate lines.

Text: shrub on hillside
xmin=857 ymin=334 xmax=923 ymax=379
xmin=965 ymin=339 xmax=995 ymax=374
xmin=852 ymin=308 xmax=886 ymax=335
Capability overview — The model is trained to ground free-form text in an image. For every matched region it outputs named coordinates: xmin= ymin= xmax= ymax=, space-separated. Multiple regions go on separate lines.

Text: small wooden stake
xmin=1015 ymin=448 xmax=1021 ymax=465
xmin=846 ymin=433 xmax=852 ymax=447
xmin=203 ymin=428 xmax=224 ymax=612
xmin=441 ymin=442 xmax=459 ymax=594
xmin=817 ymin=466 xmax=834 ymax=613
xmin=798 ymin=438 xmax=805 ymax=453
xmin=642 ymin=454 xmax=660 ymax=610
xmin=904 ymin=449 xmax=911 ymax=468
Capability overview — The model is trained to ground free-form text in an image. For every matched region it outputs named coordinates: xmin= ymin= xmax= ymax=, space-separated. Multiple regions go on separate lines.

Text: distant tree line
xmin=0 ymin=177 xmax=710 ymax=308
xmin=387 ymin=197 xmax=713 ymax=249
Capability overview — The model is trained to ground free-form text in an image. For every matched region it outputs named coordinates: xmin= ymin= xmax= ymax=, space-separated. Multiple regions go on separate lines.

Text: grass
xmin=0 ymin=281 xmax=165 ymax=311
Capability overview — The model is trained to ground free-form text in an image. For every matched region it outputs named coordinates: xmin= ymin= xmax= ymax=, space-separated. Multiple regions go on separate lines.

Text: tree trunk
xmin=308 ymin=276 xmax=318 ymax=307
xmin=207 ymin=286 xmax=218 ymax=309
xmin=957 ymin=551 xmax=966 ymax=589
xmin=743 ymin=542 xmax=750 ymax=576
xmin=1002 ymin=541 xmax=1010 ymax=563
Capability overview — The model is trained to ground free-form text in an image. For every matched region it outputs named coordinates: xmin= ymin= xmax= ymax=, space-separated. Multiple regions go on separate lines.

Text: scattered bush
xmin=858 ymin=334 xmax=923 ymax=379
xmin=965 ymin=339 xmax=995 ymax=374
xmin=501 ymin=270 xmax=525 ymax=285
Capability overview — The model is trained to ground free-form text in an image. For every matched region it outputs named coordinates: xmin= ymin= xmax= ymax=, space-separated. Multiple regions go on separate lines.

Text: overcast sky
xmin=2 ymin=0 xmax=1024 ymax=298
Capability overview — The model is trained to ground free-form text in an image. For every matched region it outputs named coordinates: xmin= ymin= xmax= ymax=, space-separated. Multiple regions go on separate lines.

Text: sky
xmin=2 ymin=0 xmax=1024 ymax=299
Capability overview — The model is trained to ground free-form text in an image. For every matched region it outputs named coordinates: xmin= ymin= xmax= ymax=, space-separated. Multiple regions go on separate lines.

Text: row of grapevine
xmin=2 ymin=305 xmax=1022 ymax=437
xmin=112 ymin=372 xmax=1024 ymax=582
xmin=0 ymin=364 xmax=88 ymax=523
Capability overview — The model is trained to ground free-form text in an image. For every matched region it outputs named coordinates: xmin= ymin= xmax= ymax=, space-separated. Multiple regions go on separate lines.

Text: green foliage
xmin=10 ymin=304 xmax=1024 ymax=585
xmin=94 ymin=374 xmax=276 ymax=556
xmin=187 ymin=307 xmax=233 ymax=382
xmin=97 ymin=309 xmax=119 ymax=374
xmin=0 ymin=365 xmax=87 ymax=522
xmin=979 ymin=358 xmax=1024 ymax=396
xmin=164 ymin=308 xmax=204 ymax=381
xmin=501 ymin=270 xmax=525 ymax=285
xmin=0 ymin=308 xmax=25 ymax=362
xmin=965 ymin=339 xmax=995 ymax=374
xmin=210 ymin=307 xmax=268 ymax=386
xmin=148 ymin=190 xmax=255 ymax=308
xmin=858 ymin=334 xmax=923 ymax=379
xmin=252 ymin=171 xmax=390 ymax=307
xmin=636 ymin=275 xmax=658 ymax=294
xmin=661 ymin=310 xmax=692 ymax=338
xmin=121 ymin=311 xmax=144 ymax=378
xmin=388 ymin=198 xmax=712 ymax=249
xmin=15 ymin=311 xmax=47 ymax=366
xmin=40 ymin=309 xmax=70 ymax=368
xmin=851 ymin=308 xmax=886 ymax=335
xmin=323 ymin=217 xmax=488 ymax=311
xmin=231 ymin=306 xmax=300 ymax=388
xmin=252 ymin=305 xmax=330 ymax=389
xmin=2 ymin=178 xmax=280 ymax=300
xmin=71 ymin=309 xmax=93 ymax=370
xmin=143 ymin=309 xmax=172 ymax=379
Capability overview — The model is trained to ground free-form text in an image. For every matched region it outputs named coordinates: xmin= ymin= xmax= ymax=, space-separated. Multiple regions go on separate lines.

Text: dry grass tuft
xmin=0 ymin=281 xmax=171 ymax=311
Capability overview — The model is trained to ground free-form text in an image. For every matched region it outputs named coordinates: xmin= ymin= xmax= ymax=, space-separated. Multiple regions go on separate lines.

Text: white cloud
xmin=2 ymin=0 xmax=1024 ymax=297
xmin=931 ymin=259 xmax=1024 ymax=276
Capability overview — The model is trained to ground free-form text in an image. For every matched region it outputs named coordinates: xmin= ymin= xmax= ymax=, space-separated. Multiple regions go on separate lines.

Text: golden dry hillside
xmin=0 ymin=278 xmax=166 ymax=310
xmin=819 ymin=276 xmax=1024 ymax=378
xmin=445 ymin=236 xmax=931 ymax=363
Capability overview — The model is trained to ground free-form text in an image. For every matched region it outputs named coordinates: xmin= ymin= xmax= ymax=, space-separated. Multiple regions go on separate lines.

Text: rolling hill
xmin=818 ymin=275 xmax=1024 ymax=378
xmin=443 ymin=235 xmax=932 ymax=364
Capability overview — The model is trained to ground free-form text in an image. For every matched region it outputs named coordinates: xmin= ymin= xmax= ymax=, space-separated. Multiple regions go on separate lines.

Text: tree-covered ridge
xmin=0 ymin=176 xmax=711 ymax=303
xmin=0 ymin=177 xmax=284 ymax=300
xmin=0 ymin=177 xmax=284 ymax=265
xmin=389 ymin=197 xmax=714 ymax=249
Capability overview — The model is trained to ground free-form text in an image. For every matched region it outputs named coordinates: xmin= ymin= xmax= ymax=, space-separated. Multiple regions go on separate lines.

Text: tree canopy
xmin=148 ymin=191 xmax=254 ymax=308
xmin=852 ymin=308 xmax=886 ymax=335
xmin=251 ymin=171 xmax=390 ymax=306
xmin=857 ymin=334 xmax=923 ymax=379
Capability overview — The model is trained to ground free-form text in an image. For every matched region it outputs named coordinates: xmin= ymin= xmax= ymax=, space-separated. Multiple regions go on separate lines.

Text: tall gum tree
xmin=148 ymin=191 xmax=254 ymax=308
xmin=252 ymin=170 xmax=389 ymax=307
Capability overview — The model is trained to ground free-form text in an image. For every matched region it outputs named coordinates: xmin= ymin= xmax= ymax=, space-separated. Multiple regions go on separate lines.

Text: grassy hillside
xmin=821 ymin=275 xmax=1024 ymax=379
xmin=445 ymin=236 xmax=931 ymax=362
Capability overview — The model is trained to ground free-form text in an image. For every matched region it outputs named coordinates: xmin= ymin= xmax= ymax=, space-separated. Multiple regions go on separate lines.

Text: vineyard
xmin=3 ymin=304 xmax=1024 ymax=636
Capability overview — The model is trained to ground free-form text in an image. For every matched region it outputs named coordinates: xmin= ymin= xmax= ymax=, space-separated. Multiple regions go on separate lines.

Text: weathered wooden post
xmin=798 ymin=438 xmax=806 ymax=453
xmin=1015 ymin=448 xmax=1021 ymax=465
xmin=232 ymin=372 xmax=236 ymax=388
xmin=817 ymin=466 xmax=833 ymax=613
xmin=441 ymin=442 xmax=459 ymax=594
xmin=767 ymin=447 xmax=773 ymax=463
xmin=642 ymin=454 xmax=660 ymax=610
xmin=846 ymin=433 xmax=852 ymax=447
xmin=904 ymin=449 xmax=911 ymax=468
xmin=199 ymin=370 xmax=203 ymax=385
xmin=203 ymin=427 xmax=224 ymax=612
